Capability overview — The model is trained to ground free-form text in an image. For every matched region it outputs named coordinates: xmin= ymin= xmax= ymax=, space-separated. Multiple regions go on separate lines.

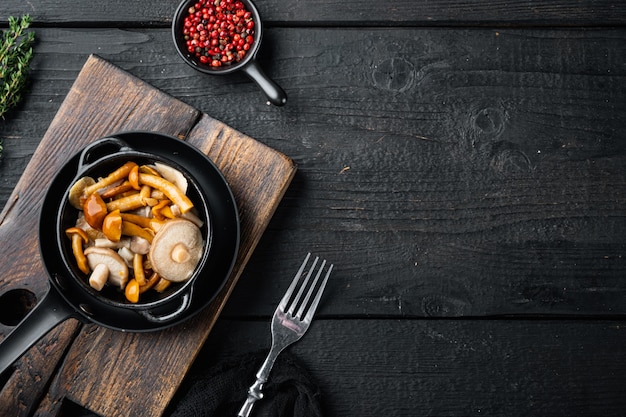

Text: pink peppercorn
xmin=182 ymin=0 xmax=255 ymax=67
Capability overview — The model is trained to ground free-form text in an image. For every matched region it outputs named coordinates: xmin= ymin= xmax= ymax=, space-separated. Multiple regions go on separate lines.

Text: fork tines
xmin=280 ymin=253 xmax=333 ymax=322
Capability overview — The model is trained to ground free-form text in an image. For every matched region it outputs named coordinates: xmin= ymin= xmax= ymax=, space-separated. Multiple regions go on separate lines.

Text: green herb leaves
xmin=0 ymin=15 xmax=35 ymax=158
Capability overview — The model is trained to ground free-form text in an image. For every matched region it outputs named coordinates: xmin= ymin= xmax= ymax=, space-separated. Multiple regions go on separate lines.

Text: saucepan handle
xmin=0 ymin=287 xmax=76 ymax=378
xmin=138 ymin=291 xmax=193 ymax=324
xmin=77 ymin=137 xmax=132 ymax=171
xmin=241 ymin=60 xmax=287 ymax=106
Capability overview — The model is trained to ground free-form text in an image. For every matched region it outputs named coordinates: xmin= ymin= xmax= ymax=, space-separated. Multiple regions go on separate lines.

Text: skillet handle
xmin=138 ymin=292 xmax=192 ymax=324
xmin=77 ymin=137 xmax=131 ymax=170
xmin=0 ymin=287 xmax=76 ymax=378
xmin=242 ymin=60 xmax=287 ymax=106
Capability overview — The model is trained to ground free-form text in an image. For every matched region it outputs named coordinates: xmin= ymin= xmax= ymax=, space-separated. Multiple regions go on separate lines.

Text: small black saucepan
xmin=172 ymin=0 xmax=287 ymax=106
xmin=0 ymin=132 xmax=240 ymax=376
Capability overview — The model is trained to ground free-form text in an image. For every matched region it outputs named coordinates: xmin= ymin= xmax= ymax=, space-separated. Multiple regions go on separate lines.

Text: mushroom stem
xmin=171 ymin=243 xmax=191 ymax=263
xmin=154 ymin=278 xmax=172 ymax=293
xmin=72 ymin=234 xmax=90 ymax=274
xmin=100 ymin=181 xmax=134 ymax=199
xmin=106 ymin=192 xmax=158 ymax=213
xmin=122 ymin=221 xmax=154 ymax=243
xmin=66 ymin=227 xmax=90 ymax=274
xmin=89 ymin=264 xmax=109 ymax=291
xmin=133 ymin=253 xmax=147 ymax=286
xmin=139 ymin=173 xmax=194 ymax=213
xmin=139 ymin=272 xmax=161 ymax=293
xmin=128 ymin=164 xmax=141 ymax=190
xmin=120 ymin=212 xmax=164 ymax=232
xmin=139 ymin=272 xmax=161 ymax=294
xmin=82 ymin=161 xmax=138 ymax=198
xmin=84 ymin=247 xmax=129 ymax=289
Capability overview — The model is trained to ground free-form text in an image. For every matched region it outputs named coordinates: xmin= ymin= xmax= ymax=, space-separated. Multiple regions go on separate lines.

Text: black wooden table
xmin=1 ymin=1 xmax=626 ymax=415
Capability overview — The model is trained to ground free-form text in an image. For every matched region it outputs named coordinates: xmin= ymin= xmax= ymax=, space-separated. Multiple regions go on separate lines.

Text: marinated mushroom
xmin=118 ymin=212 xmax=164 ymax=234
xmin=105 ymin=185 xmax=158 ymax=213
xmin=128 ymin=164 xmax=141 ymax=190
xmin=66 ymin=160 xmax=204 ymax=303
xmin=133 ymin=253 xmax=147 ymax=286
xmin=154 ymin=162 xmax=188 ymax=194
xmin=94 ymin=236 xmax=131 ymax=250
xmin=139 ymin=174 xmax=194 ymax=214
xmin=129 ymin=236 xmax=151 ymax=255
xmin=84 ymin=247 xmax=129 ymax=289
xmin=140 ymin=272 xmax=161 ymax=293
xmin=65 ymin=227 xmax=90 ymax=274
xmin=82 ymin=161 xmax=138 ymax=199
xmin=100 ymin=181 xmax=134 ymax=199
xmin=68 ymin=176 xmax=96 ymax=209
xmin=148 ymin=218 xmax=203 ymax=282
xmin=102 ymin=209 xmax=122 ymax=242
xmin=125 ymin=279 xmax=140 ymax=303
xmin=89 ymin=263 xmax=109 ymax=291
xmin=151 ymin=199 xmax=174 ymax=221
xmin=122 ymin=221 xmax=154 ymax=243
xmin=83 ymin=192 xmax=108 ymax=230
xmin=154 ymin=277 xmax=172 ymax=293
xmin=76 ymin=215 xmax=105 ymax=241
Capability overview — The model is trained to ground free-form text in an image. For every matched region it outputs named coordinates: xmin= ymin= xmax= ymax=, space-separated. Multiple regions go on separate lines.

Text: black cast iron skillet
xmin=0 ymin=132 xmax=240 ymax=377
xmin=171 ymin=0 xmax=287 ymax=106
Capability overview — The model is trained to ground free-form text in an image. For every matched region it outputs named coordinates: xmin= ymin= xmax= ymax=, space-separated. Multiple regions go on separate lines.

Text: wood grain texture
xmin=178 ymin=318 xmax=626 ymax=416
xmin=0 ymin=3 xmax=624 ymax=417
xmin=1 ymin=27 xmax=625 ymax=319
xmin=0 ymin=321 xmax=80 ymax=417
xmin=186 ymin=115 xmax=297 ymax=268
xmin=0 ymin=55 xmax=295 ymax=417
xmin=1 ymin=1 xmax=625 ymax=26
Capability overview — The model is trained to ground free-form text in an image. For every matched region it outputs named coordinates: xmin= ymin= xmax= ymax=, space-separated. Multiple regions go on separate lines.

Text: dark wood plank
xmin=226 ymin=27 xmax=626 ymax=317
xmin=0 ymin=6 xmax=622 ymax=417
xmin=1 ymin=0 xmax=625 ymax=26
xmin=186 ymin=115 xmax=297 ymax=265
xmin=0 ymin=322 xmax=80 ymax=417
xmin=174 ymin=318 xmax=626 ymax=417
xmin=1 ymin=27 xmax=625 ymax=319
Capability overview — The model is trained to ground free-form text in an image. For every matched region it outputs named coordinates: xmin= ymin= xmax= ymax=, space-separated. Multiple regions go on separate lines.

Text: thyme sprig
xmin=0 ymin=15 xmax=35 ymax=158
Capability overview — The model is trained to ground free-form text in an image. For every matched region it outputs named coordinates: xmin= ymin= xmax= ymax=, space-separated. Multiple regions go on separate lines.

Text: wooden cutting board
xmin=0 ymin=55 xmax=296 ymax=417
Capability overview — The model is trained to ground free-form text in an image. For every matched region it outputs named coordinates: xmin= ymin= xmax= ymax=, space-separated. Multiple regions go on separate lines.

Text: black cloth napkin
xmin=166 ymin=350 xmax=325 ymax=417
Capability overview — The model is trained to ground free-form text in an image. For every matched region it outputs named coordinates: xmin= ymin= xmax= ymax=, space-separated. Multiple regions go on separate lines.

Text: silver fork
xmin=237 ymin=253 xmax=333 ymax=417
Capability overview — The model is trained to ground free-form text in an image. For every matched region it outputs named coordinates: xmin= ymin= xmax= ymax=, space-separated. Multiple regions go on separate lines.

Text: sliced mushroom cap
xmin=117 ymin=246 xmax=135 ymax=267
xmin=148 ymin=218 xmax=204 ymax=283
xmin=94 ymin=236 xmax=131 ymax=250
xmin=130 ymin=236 xmax=151 ymax=255
xmin=84 ymin=247 xmax=129 ymax=289
xmin=154 ymin=162 xmax=188 ymax=194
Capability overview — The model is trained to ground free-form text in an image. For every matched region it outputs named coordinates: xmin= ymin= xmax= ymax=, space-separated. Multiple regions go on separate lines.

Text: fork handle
xmin=237 ymin=345 xmax=282 ymax=417
xmin=238 ymin=378 xmax=264 ymax=417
